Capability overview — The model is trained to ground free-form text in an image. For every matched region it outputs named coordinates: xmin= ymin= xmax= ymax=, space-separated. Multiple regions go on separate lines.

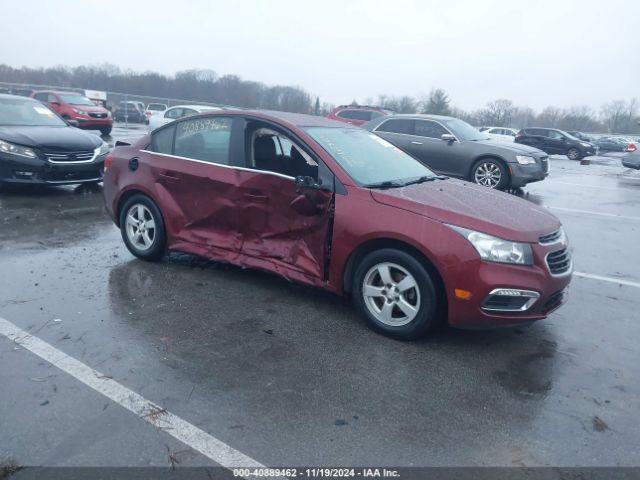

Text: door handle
xmin=411 ymin=141 xmax=423 ymax=145
xmin=159 ymin=171 xmax=181 ymax=183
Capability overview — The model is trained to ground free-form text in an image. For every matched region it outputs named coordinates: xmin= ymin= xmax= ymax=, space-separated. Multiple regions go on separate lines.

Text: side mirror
xmin=295 ymin=175 xmax=322 ymax=190
xmin=66 ymin=119 xmax=79 ymax=128
xmin=50 ymin=101 xmax=60 ymax=106
xmin=441 ymin=133 xmax=456 ymax=143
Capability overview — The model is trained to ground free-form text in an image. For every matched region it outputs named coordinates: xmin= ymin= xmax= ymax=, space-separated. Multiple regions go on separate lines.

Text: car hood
xmin=370 ymin=178 xmax=560 ymax=242
xmin=0 ymin=125 xmax=102 ymax=150
xmin=474 ymin=139 xmax=545 ymax=155
xmin=69 ymin=104 xmax=108 ymax=113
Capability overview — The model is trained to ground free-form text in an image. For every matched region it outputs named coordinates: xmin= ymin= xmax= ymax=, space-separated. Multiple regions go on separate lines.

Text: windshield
xmin=58 ymin=94 xmax=95 ymax=106
xmin=441 ymin=118 xmax=488 ymax=141
xmin=0 ymin=97 xmax=66 ymax=127
xmin=561 ymin=131 xmax=581 ymax=141
xmin=305 ymin=127 xmax=436 ymax=186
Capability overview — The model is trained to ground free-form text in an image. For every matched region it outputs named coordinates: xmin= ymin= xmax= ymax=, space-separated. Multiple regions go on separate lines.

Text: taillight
xmin=627 ymin=143 xmax=637 ymax=152
xmin=104 ymin=153 xmax=114 ymax=172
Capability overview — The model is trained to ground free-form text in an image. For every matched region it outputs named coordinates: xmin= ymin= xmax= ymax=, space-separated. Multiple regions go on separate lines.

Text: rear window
xmin=336 ymin=109 xmax=373 ymax=121
xmin=174 ymin=117 xmax=232 ymax=164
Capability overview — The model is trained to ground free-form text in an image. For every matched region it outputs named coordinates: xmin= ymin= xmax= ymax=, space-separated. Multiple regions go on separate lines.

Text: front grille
xmin=89 ymin=112 xmax=107 ymax=118
xmin=542 ymin=290 xmax=566 ymax=313
xmin=43 ymin=169 xmax=102 ymax=182
xmin=540 ymin=156 xmax=549 ymax=173
xmin=546 ymin=248 xmax=572 ymax=275
xmin=539 ymin=229 xmax=561 ymax=244
xmin=44 ymin=150 xmax=95 ymax=164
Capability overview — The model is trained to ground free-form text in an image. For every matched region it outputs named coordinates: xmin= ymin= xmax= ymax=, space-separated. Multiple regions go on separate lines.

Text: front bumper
xmin=509 ymin=160 xmax=549 ymax=187
xmin=75 ymin=116 xmax=113 ymax=129
xmin=0 ymin=153 xmax=105 ymax=185
xmin=444 ymin=242 xmax=572 ymax=329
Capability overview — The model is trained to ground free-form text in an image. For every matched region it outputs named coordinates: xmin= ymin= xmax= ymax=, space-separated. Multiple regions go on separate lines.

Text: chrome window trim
xmin=373 ymin=118 xmax=460 ymax=142
xmin=139 ymin=150 xmax=295 ymax=181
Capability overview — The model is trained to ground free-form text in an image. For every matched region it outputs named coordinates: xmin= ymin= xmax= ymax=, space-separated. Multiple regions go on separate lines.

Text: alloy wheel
xmin=474 ymin=162 xmax=502 ymax=188
xmin=567 ymin=148 xmax=580 ymax=160
xmin=362 ymin=262 xmax=421 ymax=327
xmin=125 ymin=204 xmax=156 ymax=251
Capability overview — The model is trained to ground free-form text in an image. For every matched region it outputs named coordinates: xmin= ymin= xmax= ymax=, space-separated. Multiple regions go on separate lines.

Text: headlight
xmin=73 ymin=109 xmax=88 ymax=115
xmin=449 ymin=225 xmax=534 ymax=265
xmin=515 ymin=155 xmax=536 ymax=165
xmin=95 ymin=141 xmax=110 ymax=156
xmin=580 ymin=142 xmax=591 ymax=147
xmin=0 ymin=139 xmax=37 ymax=158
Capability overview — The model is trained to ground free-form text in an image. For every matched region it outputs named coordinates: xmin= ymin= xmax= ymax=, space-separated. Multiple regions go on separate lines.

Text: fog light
xmin=482 ymin=288 xmax=540 ymax=312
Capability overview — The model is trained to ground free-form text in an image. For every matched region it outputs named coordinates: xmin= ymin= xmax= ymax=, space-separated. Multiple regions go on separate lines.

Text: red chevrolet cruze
xmin=103 ymin=111 xmax=572 ymax=339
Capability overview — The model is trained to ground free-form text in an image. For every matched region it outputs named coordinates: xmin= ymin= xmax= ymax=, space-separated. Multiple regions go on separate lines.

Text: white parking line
xmin=574 ymin=272 xmax=640 ymax=289
xmin=548 ymin=206 xmax=640 ymax=221
xmin=549 ymin=181 xmax=634 ymax=191
xmin=0 ymin=317 xmax=266 ymax=476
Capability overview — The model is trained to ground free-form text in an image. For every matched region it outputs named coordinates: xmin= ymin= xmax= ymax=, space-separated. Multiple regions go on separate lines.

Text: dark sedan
xmin=363 ymin=114 xmax=549 ymax=190
xmin=0 ymin=94 xmax=108 ymax=191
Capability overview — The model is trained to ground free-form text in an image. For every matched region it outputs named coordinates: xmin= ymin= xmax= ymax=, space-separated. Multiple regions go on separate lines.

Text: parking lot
xmin=1 ymin=123 xmax=640 ymax=473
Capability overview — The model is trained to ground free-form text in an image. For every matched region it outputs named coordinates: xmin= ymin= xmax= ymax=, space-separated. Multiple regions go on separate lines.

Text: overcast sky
xmin=2 ymin=0 xmax=638 ymax=111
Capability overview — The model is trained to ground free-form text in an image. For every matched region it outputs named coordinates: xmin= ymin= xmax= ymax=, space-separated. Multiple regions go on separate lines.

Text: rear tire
xmin=353 ymin=248 xmax=438 ymax=340
xmin=567 ymin=148 xmax=582 ymax=160
xmin=471 ymin=158 xmax=509 ymax=189
xmin=119 ymin=194 xmax=166 ymax=261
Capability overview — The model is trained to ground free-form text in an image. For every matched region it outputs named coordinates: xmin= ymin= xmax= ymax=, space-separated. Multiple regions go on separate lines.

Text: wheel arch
xmin=342 ymin=237 xmax=448 ymax=320
xmin=115 ymin=187 xmax=161 ymax=228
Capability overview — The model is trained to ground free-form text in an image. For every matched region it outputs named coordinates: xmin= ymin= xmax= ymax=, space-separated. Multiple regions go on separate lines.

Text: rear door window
xmin=414 ymin=120 xmax=448 ymax=139
xmin=376 ymin=119 xmax=414 ymax=135
xmin=174 ymin=117 xmax=232 ymax=164
xmin=150 ymin=124 xmax=175 ymax=154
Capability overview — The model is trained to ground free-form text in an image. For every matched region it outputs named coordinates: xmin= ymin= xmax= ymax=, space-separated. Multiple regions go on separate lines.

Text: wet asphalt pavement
xmin=1 ymin=123 xmax=640 ymax=470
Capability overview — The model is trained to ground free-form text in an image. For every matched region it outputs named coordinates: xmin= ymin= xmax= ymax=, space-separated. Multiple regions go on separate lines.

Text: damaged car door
xmin=146 ymin=116 xmax=243 ymax=253
xmin=236 ymin=123 xmax=335 ymax=281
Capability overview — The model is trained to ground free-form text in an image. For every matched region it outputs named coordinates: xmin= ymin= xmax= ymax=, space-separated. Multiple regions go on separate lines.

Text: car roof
xmin=240 ymin=110 xmax=356 ymax=128
xmin=0 ymin=93 xmax=39 ymax=102
xmin=32 ymin=90 xmax=84 ymax=95
xmin=182 ymin=109 xmax=356 ymax=129
xmin=380 ymin=113 xmax=458 ymax=121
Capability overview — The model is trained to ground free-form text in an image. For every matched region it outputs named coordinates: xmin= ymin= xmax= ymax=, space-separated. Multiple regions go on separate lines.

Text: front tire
xmin=100 ymin=126 xmax=112 ymax=136
xmin=567 ymin=148 xmax=582 ymax=160
xmin=353 ymin=249 xmax=438 ymax=340
xmin=471 ymin=159 xmax=509 ymax=189
xmin=119 ymin=194 xmax=166 ymax=261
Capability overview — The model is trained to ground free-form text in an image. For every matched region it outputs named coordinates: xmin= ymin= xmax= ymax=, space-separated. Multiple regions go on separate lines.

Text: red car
xmin=103 ymin=111 xmax=572 ymax=339
xmin=326 ymin=105 xmax=392 ymax=127
xmin=31 ymin=90 xmax=113 ymax=136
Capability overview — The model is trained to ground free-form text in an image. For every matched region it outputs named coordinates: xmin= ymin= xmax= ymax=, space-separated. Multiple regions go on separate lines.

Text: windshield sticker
xmin=33 ymin=106 xmax=55 ymax=117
